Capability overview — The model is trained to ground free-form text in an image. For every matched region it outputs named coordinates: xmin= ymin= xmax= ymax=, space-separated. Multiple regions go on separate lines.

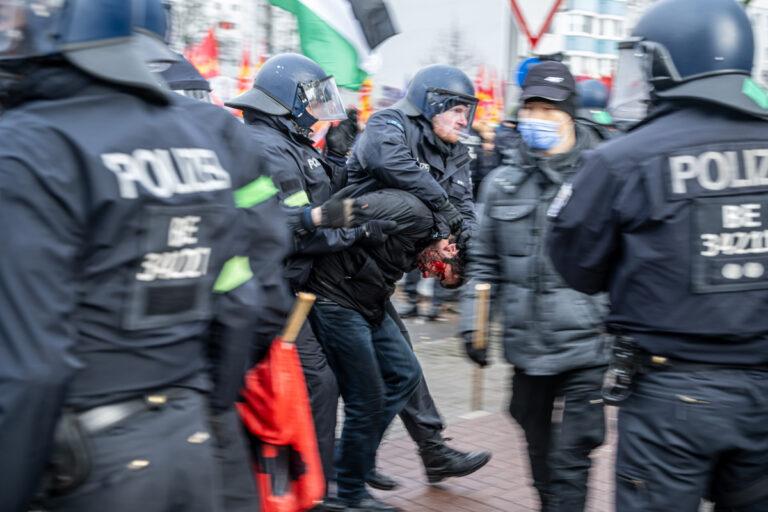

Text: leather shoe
xmin=365 ymin=470 xmax=401 ymax=491
xmin=345 ymin=497 xmax=401 ymax=511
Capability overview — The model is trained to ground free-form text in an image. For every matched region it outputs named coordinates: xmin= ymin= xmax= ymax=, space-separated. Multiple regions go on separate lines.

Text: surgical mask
xmin=517 ymin=118 xmax=561 ymax=150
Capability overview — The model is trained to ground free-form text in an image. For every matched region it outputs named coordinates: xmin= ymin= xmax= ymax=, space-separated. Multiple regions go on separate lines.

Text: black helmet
xmin=133 ymin=0 xmax=179 ymax=69
xmin=226 ymin=53 xmax=346 ymax=131
xmin=577 ymin=79 xmax=609 ymax=109
xmin=610 ymin=0 xmax=767 ymax=121
xmin=160 ymin=53 xmax=212 ymax=103
xmin=0 ymin=0 xmax=165 ymax=95
xmin=399 ymin=64 xmax=477 ymax=124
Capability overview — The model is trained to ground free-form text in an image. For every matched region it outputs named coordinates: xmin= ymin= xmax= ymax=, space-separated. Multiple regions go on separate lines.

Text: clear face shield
xmin=426 ymin=88 xmax=478 ymax=139
xmin=299 ymin=76 xmax=346 ymax=122
xmin=0 ymin=0 xmax=31 ymax=58
xmin=609 ymin=39 xmax=653 ymax=124
xmin=174 ymin=88 xmax=212 ymax=103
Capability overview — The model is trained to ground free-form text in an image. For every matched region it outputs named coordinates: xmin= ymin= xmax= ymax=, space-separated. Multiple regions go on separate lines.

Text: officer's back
xmin=0 ymin=2 xmax=245 ymax=510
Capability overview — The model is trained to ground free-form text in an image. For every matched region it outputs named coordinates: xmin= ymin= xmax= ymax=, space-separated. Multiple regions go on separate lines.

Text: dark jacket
xmin=346 ymin=105 xmax=476 ymax=235
xmin=548 ymin=103 xmax=768 ymax=365
xmin=461 ymin=123 xmax=609 ymax=375
xmin=306 ymin=189 xmax=436 ymax=324
xmin=0 ymin=65 xmax=284 ymax=508
xmin=243 ymin=112 xmax=361 ymax=288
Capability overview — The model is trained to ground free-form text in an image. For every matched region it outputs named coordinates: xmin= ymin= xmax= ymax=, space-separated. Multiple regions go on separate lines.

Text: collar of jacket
xmin=0 ymin=59 xmax=168 ymax=109
xmin=245 ymin=110 xmax=316 ymax=148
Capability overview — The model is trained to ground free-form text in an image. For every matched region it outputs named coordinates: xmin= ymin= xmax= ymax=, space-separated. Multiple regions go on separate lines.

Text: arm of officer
xmin=547 ymin=151 xmax=622 ymax=295
xmin=0 ymin=153 xmax=82 ymax=509
xmin=460 ymin=176 xmax=501 ymax=335
xmin=356 ymin=112 xmax=449 ymax=211
xmin=452 ymin=167 xmax=478 ymax=235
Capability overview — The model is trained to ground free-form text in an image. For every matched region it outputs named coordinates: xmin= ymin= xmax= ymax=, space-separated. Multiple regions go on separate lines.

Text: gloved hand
xmin=438 ymin=198 xmax=463 ymax=234
xmin=456 ymin=228 xmax=472 ymax=251
xmin=326 ymin=108 xmax=360 ymax=158
xmin=358 ymin=220 xmax=398 ymax=246
xmin=316 ymin=197 xmax=354 ymax=228
xmin=462 ymin=332 xmax=489 ymax=368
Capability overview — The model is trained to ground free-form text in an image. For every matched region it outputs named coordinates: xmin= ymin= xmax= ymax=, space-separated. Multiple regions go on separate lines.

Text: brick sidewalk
xmin=371 ymin=410 xmax=616 ymax=512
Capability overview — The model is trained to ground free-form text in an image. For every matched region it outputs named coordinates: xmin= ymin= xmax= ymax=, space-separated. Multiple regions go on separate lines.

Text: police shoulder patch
xmin=547 ymin=182 xmax=573 ymax=218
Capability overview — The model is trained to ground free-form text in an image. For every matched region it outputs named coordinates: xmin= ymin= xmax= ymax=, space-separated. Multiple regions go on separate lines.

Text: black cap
xmin=521 ymin=61 xmax=576 ymax=103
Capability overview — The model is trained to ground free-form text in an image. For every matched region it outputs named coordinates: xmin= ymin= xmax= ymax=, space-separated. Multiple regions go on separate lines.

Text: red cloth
xmin=237 ymin=340 xmax=325 ymax=512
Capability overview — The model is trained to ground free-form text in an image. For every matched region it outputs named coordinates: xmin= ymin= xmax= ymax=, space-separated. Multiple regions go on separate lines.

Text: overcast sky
xmin=371 ymin=0 xmax=557 ymax=89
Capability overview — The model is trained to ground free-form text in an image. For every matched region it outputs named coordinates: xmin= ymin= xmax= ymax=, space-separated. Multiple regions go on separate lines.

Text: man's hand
xmin=326 ymin=108 xmax=360 ymax=158
xmin=438 ymin=198 xmax=463 ymax=234
xmin=358 ymin=220 xmax=398 ymax=246
xmin=462 ymin=332 xmax=489 ymax=368
xmin=313 ymin=197 xmax=355 ymax=228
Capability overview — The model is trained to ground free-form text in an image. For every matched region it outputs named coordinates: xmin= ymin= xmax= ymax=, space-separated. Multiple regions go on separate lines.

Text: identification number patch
xmin=692 ymin=194 xmax=768 ymax=292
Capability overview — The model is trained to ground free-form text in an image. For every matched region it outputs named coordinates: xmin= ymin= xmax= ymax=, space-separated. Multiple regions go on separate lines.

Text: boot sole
xmin=425 ymin=453 xmax=492 ymax=484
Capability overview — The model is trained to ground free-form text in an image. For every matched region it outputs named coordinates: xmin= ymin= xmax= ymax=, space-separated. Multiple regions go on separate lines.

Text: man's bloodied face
xmin=417 ymin=239 xmax=462 ymax=287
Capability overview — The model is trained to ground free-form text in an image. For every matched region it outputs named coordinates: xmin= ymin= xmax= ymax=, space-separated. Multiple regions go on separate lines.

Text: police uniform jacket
xmin=346 ymin=106 xmax=477 ymax=234
xmin=548 ymin=103 xmax=768 ymax=365
xmin=461 ymin=123 xmax=609 ymax=375
xmin=243 ymin=112 xmax=362 ymax=287
xmin=0 ymin=65 xmax=285 ymax=507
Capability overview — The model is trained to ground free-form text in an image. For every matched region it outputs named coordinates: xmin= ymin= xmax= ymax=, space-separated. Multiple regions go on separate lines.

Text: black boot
xmin=366 ymin=469 xmax=401 ymax=491
xmin=419 ymin=439 xmax=491 ymax=484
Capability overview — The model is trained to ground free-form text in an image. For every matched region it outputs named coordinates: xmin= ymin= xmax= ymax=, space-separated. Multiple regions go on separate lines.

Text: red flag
xmin=237 ymin=295 xmax=324 ymax=512
xmin=186 ymin=28 xmax=220 ymax=79
xmin=237 ymin=48 xmax=253 ymax=95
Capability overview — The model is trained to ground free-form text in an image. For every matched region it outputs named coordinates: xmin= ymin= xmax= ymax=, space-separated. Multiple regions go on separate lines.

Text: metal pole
xmin=505 ymin=3 xmax=519 ymax=114
xmin=263 ymin=0 xmax=273 ymax=56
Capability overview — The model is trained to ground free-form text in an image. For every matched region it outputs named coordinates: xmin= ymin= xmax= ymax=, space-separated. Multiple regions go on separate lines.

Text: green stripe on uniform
xmin=284 ymin=190 xmax=310 ymax=207
xmin=213 ymin=256 xmax=253 ymax=293
xmin=234 ymin=176 xmax=279 ymax=208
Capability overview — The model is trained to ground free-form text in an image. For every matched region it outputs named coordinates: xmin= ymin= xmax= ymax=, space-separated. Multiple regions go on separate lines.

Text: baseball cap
xmin=520 ymin=61 xmax=576 ymax=103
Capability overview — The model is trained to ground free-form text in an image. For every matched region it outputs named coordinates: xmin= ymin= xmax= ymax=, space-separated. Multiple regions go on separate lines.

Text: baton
xmin=471 ymin=283 xmax=491 ymax=411
xmin=280 ymin=292 xmax=317 ymax=344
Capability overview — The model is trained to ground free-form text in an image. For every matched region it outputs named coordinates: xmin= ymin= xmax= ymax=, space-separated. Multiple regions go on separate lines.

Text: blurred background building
xmin=165 ymin=0 xmax=768 ymax=119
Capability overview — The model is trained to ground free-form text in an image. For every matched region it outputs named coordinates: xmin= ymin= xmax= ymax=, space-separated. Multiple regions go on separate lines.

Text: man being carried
xmin=305 ymin=189 xmax=465 ymax=512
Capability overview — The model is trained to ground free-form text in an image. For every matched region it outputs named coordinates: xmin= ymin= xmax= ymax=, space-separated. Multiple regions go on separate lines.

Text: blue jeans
xmin=309 ymin=299 xmax=422 ymax=503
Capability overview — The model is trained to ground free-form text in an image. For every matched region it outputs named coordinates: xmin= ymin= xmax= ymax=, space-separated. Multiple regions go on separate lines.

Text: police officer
xmin=225 ymin=53 xmax=394 ymax=500
xmin=462 ymin=61 xmax=607 ymax=512
xmin=0 ymin=1 xmax=282 ymax=510
xmin=574 ymin=78 xmax=617 ymax=140
xmin=547 ymin=0 xmax=768 ymax=509
xmin=344 ymin=64 xmax=491 ymax=488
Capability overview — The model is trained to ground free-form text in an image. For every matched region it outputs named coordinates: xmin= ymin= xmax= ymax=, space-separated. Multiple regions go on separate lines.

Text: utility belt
xmin=602 ymin=335 xmax=768 ymax=405
xmin=42 ymin=387 xmax=196 ymax=497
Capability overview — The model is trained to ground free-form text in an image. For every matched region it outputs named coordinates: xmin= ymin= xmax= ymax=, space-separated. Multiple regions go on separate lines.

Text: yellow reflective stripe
xmin=213 ymin=256 xmax=253 ymax=293
xmin=234 ymin=176 xmax=279 ymax=208
xmin=283 ymin=190 xmax=310 ymax=207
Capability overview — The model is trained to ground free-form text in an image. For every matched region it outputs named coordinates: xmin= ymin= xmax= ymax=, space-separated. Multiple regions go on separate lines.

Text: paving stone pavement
xmin=335 ymin=292 xmax=714 ymax=511
xmin=365 ymin=293 xmax=617 ymax=511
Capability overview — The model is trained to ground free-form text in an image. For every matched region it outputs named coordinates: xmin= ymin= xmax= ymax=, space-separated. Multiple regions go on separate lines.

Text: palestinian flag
xmin=269 ymin=0 xmax=397 ymax=90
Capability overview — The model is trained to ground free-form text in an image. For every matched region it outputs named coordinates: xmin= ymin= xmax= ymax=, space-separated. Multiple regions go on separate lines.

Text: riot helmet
xmin=576 ymin=79 xmax=613 ymax=126
xmin=133 ymin=0 xmax=178 ymax=71
xmin=610 ymin=0 xmax=765 ymax=122
xmin=399 ymin=64 xmax=478 ymax=132
xmin=225 ymin=53 xmax=346 ymax=131
xmin=0 ymin=0 xmax=165 ymax=95
xmin=160 ymin=52 xmax=212 ymax=103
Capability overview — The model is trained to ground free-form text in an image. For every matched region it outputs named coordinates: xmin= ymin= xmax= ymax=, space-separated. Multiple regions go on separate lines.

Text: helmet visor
xmin=0 ymin=0 xmax=43 ymax=58
xmin=609 ymin=40 xmax=652 ymax=123
xmin=426 ymin=88 xmax=478 ymax=137
xmin=175 ymin=88 xmax=212 ymax=103
xmin=300 ymin=76 xmax=346 ymax=121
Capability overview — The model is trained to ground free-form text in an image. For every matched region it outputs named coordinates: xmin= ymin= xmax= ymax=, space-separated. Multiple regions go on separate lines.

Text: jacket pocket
xmin=488 ymin=202 xmax=537 ymax=256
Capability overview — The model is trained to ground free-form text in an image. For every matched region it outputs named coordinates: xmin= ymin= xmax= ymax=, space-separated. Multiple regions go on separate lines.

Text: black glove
xmin=438 ymin=198 xmax=463 ymax=234
xmin=357 ymin=220 xmax=397 ymax=246
xmin=325 ymin=109 xmax=360 ymax=158
xmin=317 ymin=197 xmax=354 ymax=228
xmin=462 ymin=332 xmax=489 ymax=368
xmin=456 ymin=228 xmax=472 ymax=251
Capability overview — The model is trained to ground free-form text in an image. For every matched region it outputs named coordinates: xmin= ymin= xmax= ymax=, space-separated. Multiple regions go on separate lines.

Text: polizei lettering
xmin=102 ymin=148 xmax=231 ymax=199
xmin=668 ymin=149 xmax=768 ymax=197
